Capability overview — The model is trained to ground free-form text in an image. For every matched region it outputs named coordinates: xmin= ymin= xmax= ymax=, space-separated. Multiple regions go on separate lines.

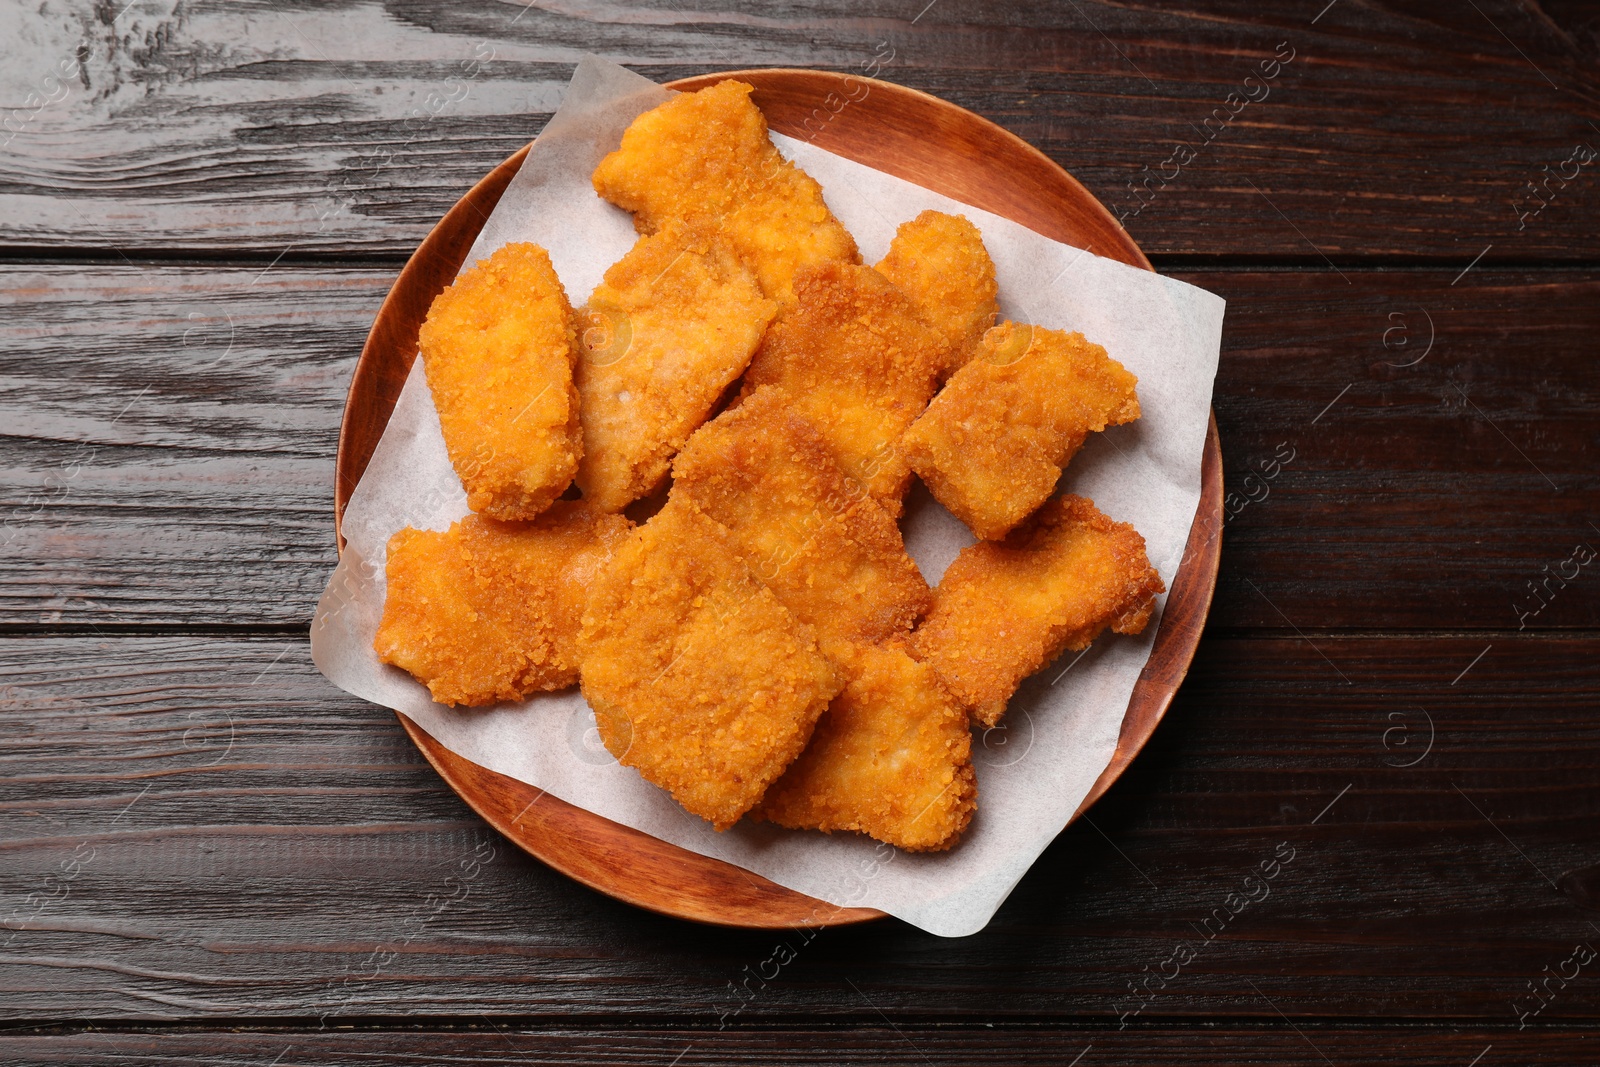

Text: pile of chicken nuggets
xmin=373 ymin=80 xmax=1165 ymax=853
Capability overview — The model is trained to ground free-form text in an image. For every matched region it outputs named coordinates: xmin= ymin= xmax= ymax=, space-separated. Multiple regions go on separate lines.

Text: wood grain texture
xmin=1191 ymin=265 xmax=1600 ymax=632
xmin=0 ymin=1 xmax=1596 ymax=260
xmin=0 ymin=265 xmax=370 ymax=625
xmin=1 ymin=634 xmax=1595 ymax=1020
xmin=3 ymin=266 xmax=1594 ymax=630
xmin=0 ymin=1027 xmax=1593 ymax=1066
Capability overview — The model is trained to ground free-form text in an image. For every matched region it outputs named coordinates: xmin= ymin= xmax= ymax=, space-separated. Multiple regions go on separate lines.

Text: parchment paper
xmin=310 ymin=57 xmax=1225 ymax=938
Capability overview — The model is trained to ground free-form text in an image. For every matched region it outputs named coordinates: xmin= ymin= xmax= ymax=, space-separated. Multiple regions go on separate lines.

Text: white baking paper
xmin=311 ymin=56 xmax=1224 ymax=938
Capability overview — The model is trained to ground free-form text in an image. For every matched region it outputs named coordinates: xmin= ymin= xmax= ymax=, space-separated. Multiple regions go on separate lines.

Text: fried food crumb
xmin=418 ymin=242 xmax=581 ymax=520
xmin=912 ymin=494 xmax=1165 ymax=727
xmin=577 ymin=499 xmax=842 ymax=830
xmin=374 ymin=502 xmax=633 ymax=707
xmin=739 ymin=262 xmax=948 ymax=515
xmin=576 ymin=222 xmax=777 ymax=512
xmin=874 ymin=210 xmax=999 ymax=378
xmin=902 ymin=322 xmax=1140 ymax=540
xmin=758 ymin=641 xmax=976 ymax=852
xmin=672 ymin=386 xmax=931 ymax=655
xmin=592 ymin=79 xmax=859 ymax=303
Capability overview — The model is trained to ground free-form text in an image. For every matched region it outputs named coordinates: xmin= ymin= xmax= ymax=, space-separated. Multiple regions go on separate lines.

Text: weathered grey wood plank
xmin=0 ymin=634 xmax=1595 ymax=1020
xmin=3 ymin=265 xmax=1596 ymax=630
xmin=1 ymin=1 xmax=1596 ymax=259
xmin=0 ymin=265 xmax=371 ymax=624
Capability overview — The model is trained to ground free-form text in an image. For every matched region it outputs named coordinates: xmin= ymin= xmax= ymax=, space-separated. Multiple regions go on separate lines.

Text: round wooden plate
xmin=336 ymin=69 xmax=1223 ymax=930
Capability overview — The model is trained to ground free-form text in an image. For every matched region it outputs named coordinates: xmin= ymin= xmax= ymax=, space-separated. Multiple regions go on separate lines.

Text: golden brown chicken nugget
xmin=575 ymin=222 xmax=777 ymax=512
xmin=592 ymin=79 xmax=860 ymax=302
xmin=374 ymin=503 xmax=633 ymax=707
xmin=913 ymin=494 xmax=1164 ymax=727
xmin=758 ymin=642 xmax=976 ymax=852
xmin=874 ymin=210 xmax=999 ymax=378
xmin=672 ymin=387 xmax=931 ymax=654
xmin=418 ymin=242 xmax=581 ymax=520
xmin=577 ymin=500 xmax=841 ymax=830
xmin=739 ymin=262 xmax=948 ymax=515
xmin=902 ymin=322 xmax=1140 ymax=540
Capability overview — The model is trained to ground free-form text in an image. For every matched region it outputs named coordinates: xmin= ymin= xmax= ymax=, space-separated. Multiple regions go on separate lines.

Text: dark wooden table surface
xmin=3 ymin=1 xmax=1598 ymax=1063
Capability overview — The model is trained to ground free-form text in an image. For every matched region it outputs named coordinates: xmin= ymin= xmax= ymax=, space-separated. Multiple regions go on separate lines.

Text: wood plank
xmin=1 ymin=634 xmax=1596 ymax=1020
xmin=1 ymin=1 xmax=1596 ymax=259
xmin=1185 ymin=266 xmax=1600 ymax=631
xmin=3 ymin=265 xmax=1596 ymax=630
xmin=0 ymin=266 xmax=371 ymax=625
xmin=0 ymin=1026 xmax=1593 ymax=1065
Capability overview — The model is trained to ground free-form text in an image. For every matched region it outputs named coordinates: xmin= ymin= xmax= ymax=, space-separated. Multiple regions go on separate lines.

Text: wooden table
xmin=2 ymin=2 xmax=1597 ymax=1063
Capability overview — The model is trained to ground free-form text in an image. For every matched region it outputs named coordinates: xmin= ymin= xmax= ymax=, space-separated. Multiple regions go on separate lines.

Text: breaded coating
xmin=575 ymin=222 xmax=777 ymax=512
xmin=672 ymin=387 xmax=931 ymax=654
xmin=576 ymin=500 xmax=841 ymax=830
xmin=874 ymin=210 xmax=999 ymax=378
xmin=913 ymin=494 xmax=1165 ymax=727
xmin=902 ymin=322 xmax=1140 ymax=540
xmin=592 ymin=79 xmax=860 ymax=302
xmin=418 ymin=243 xmax=581 ymax=520
xmin=739 ymin=262 xmax=949 ymax=515
xmin=758 ymin=642 xmax=976 ymax=852
xmin=374 ymin=503 xmax=633 ymax=707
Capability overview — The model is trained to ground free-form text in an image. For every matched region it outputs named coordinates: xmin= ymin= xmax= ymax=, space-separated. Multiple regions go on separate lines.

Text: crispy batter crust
xmin=592 ymin=80 xmax=859 ymax=302
xmin=874 ymin=210 xmax=999 ymax=378
xmin=912 ymin=494 xmax=1165 ymax=727
xmin=576 ymin=499 xmax=841 ymax=830
xmin=576 ymin=222 xmax=777 ymax=512
xmin=418 ymin=242 xmax=581 ymax=520
xmin=738 ymin=262 xmax=948 ymax=515
xmin=757 ymin=641 xmax=976 ymax=852
xmin=672 ymin=387 xmax=931 ymax=655
xmin=902 ymin=322 xmax=1140 ymax=540
xmin=374 ymin=503 xmax=633 ymax=707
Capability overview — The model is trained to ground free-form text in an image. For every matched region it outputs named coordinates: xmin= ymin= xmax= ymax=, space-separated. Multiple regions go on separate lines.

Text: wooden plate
xmin=336 ymin=69 xmax=1223 ymax=930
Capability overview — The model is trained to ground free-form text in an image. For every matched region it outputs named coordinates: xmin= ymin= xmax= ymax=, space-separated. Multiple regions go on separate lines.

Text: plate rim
xmin=334 ymin=67 xmax=1222 ymax=930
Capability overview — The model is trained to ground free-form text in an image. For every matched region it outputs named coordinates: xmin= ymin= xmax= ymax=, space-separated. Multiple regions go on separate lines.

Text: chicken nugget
xmin=418 ymin=242 xmax=581 ymax=520
xmin=902 ymin=322 xmax=1140 ymax=540
xmin=874 ymin=210 xmax=999 ymax=378
xmin=577 ymin=500 xmax=841 ymax=830
xmin=758 ymin=642 xmax=976 ymax=852
xmin=672 ymin=387 xmax=931 ymax=654
xmin=374 ymin=502 xmax=633 ymax=707
xmin=739 ymin=262 xmax=948 ymax=515
xmin=575 ymin=222 xmax=777 ymax=512
xmin=913 ymin=494 xmax=1165 ymax=727
xmin=592 ymin=80 xmax=860 ymax=302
